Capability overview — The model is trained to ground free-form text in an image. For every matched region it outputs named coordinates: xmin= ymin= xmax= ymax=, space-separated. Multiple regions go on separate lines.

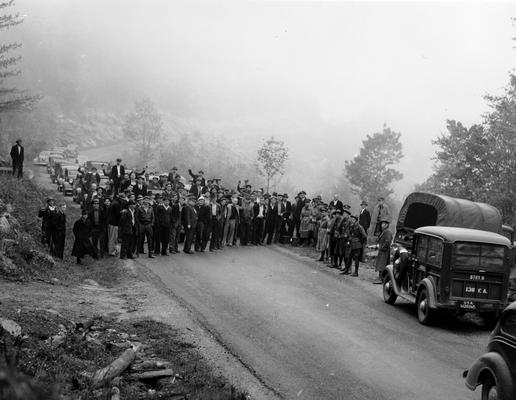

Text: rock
xmin=0 ymin=318 xmax=22 ymax=337
xmin=83 ymin=279 xmax=100 ymax=287
xmin=29 ymin=250 xmax=55 ymax=269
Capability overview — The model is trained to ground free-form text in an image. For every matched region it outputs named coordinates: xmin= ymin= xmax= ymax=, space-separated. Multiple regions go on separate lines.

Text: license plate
xmin=459 ymin=301 xmax=476 ymax=310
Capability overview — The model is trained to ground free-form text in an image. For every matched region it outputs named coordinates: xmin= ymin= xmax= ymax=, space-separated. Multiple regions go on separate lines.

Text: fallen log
xmin=84 ymin=343 xmax=141 ymax=388
xmin=130 ymin=359 xmax=171 ymax=371
xmin=129 ymin=369 xmax=175 ymax=381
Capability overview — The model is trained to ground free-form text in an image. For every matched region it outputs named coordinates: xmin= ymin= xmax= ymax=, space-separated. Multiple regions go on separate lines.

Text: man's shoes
xmin=148 ymin=254 xmax=154 ymax=258
xmin=351 ymin=273 xmax=358 ymax=277
xmin=161 ymin=253 xmax=169 ymax=256
xmin=183 ymin=250 xmax=193 ymax=254
xmin=342 ymin=270 xmax=350 ymax=275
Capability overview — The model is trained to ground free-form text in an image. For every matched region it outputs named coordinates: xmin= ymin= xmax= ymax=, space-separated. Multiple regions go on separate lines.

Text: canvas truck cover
xmin=396 ymin=192 xmax=503 ymax=234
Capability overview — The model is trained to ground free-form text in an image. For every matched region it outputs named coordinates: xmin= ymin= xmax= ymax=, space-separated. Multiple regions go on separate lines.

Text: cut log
xmin=129 ymin=369 xmax=175 ymax=381
xmin=0 ymin=318 xmax=21 ymax=337
xmin=130 ymin=360 xmax=171 ymax=371
xmin=85 ymin=343 xmax=141 ymax=388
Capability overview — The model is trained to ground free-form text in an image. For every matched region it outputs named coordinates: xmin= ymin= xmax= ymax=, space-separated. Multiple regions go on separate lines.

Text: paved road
xmin=139 ymin=245 xmax=488 ymax=400
xmin=32 ymin=156 xmax=489 ymax=399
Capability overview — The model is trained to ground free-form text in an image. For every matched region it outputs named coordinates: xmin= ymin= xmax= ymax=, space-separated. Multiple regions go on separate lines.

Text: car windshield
xmin=453 ymin=242 xmax=506 ymax=272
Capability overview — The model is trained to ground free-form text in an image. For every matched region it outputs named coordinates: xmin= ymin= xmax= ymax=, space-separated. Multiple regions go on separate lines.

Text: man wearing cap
xmin=110 ymin=158 xmax=125 ymax=195
xmin=10 ymin=139 xmax=24 ymax=179
xmin=252 ymin=196 xmax=266 ymax=245
xmin=155 ymin=197 xmax=173 ymax=256
xmin=189 ymin=169 xmax=206 ymax=187
xmin=182 ymin=196 xmax=198 ymax=254
xmin=167 ymin=166 xmax=180 ymax=184
xmin=291 ymin=191 xmax=306 ymax=239
xmin=223 ymin=196 xmax=240 ymax=247
xmin=72 ymin=210 xmax=96 ymax=265
xmin=373 ymin=197 xmax=390 ymax=236
xmin=169 ymin=193 xmax=182 ymax=254
xmin=137 ymin=197 xmax=155 ymax=258
xmin=88 ymin=198 xmax=107 ymax=258
xmin=374 ymin=219 xmax=393 ymax=283
xmin=345 ymin=215 xmax=367 ymax=276
xmin=359 ymin=201 xmax=371 ymax=235
xmin=119 ymin=200 xmax=137 ymax=259
xmin=195 ymin=196 xmax=211 ymax=252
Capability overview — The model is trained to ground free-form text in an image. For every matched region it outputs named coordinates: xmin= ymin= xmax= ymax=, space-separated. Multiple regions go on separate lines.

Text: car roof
xmin=415 ymin=226 xmax=511 ymax=246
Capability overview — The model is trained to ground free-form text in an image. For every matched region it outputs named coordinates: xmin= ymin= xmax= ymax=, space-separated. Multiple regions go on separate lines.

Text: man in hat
xmin=10 ymin=138 xmax=24 ymax=179
xmin=373 ymin=197 xmax=390 ymax=236
xmin=72 ymin=209 xmax=96 ymax=265
xmin=137 ymin=197 xmax=155 ymax=258
xmin=223 ymin=195 xmax=240 ymax=247
xmin=38 ymin=197 xmax=57 ymax=248
xmin=182 ymin=196 xmax=198 ymax=254
xmin=155 ymin=197 xmax=173 ymax=255
xmin=195 ymin=196 xmax=211 ymax=252
xmin=169 ymin=192 xmax=182 ymax=254
xmin=252 ymin=196 xmax=267 ymax=245
xmin=330 ymin=194 xmax=344 ymax=213
xmin=344 ymin=215 xmax=367 ymax=276
xmin=374 ymin=219 xmax=393 ymax=283
xmin=359 ymin=201 xmax=371 ymax=235
xmin=291 ymin=191 xmax=306 ymax=239
xmin=188 ymin=169 xmax=206 ymax=186
xmin=110 ymin=158 xmax=125 ymax=195
xmin=119 ymin=200 xmax=137 ymax=259
xmin=88 ymin=198 xmax=107 ymax=258
xmin=168 ymin=166 xmax=180 ymax=184
xmin=52 ymin=202 xmax=67 ymax=260
xmin=133 ymin=176 xmax=148 ymax=198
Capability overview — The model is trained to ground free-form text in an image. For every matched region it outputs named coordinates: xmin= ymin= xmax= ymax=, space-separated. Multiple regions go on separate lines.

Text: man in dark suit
xmin=88 ymin=198 xmax=107 ymax=257
xmin=10 ymin=139 xmax=24 ymax=179
xmin=119 ymin=200 xmax=137 ymax=259
xmin=358 ymin=201 xmax=372 ymax=235
xmin=330 ymin=194 xmax=344 ymax=213
xmin=195 ymin=196 xmax=211 ymax=252
xmin=291 ymin=191 xmax=306 ymax=238
xmin=182 ymin=196 xmax=198 ymax=254
xmin=133 ymin=176 xmax=148 ymax=197
xmin=110 ymin=158 xmax=125 ymax=194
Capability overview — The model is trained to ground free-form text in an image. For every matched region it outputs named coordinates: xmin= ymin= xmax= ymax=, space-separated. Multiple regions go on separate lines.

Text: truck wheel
xmin=417 ymin=288 xmax=434 ymax=325
xmin=382 ymin=275 xmax=397 ymax=305
xmin=481 ymin=377 xmax=498 ymax=400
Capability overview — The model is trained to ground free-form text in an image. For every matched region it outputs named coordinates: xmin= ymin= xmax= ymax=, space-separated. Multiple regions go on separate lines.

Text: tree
xmin=419 ymin=76 xmax=516 ymax=224
xmin=122 ymin=97 xmax=163 ymax=165
xmin=256 ymin=136 xmax=288 ymax=193
xmin=0 ymin=0 xmax=39 ymax=113
xmin=344 ymin=125 xmax=403 ymax=202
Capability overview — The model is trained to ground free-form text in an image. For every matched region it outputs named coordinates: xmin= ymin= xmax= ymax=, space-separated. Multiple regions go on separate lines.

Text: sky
xmin=13 ymin=0 xmax=516 ymax=197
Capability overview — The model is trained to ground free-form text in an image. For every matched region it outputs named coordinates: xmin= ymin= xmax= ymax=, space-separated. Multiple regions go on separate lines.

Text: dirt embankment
xmin=0 ymin=174 xmax=250 ymax=400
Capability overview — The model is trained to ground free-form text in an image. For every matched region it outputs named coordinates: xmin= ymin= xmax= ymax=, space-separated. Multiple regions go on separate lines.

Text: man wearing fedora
xmin=10 ymin=138 xmax=24 ymax=179
xmin=358 ymin=200 xmax=371 ymax=235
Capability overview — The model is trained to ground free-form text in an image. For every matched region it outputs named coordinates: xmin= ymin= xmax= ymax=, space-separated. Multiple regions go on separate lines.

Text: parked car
xmin=463 ymin=301 xmax=516 ymax=400
xmin=383 ymin=192 xmax=512 ymax=326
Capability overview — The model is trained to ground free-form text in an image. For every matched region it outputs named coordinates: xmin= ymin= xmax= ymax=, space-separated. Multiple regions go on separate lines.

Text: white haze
xmin=12 ymin=0 xmax=516 ymax=199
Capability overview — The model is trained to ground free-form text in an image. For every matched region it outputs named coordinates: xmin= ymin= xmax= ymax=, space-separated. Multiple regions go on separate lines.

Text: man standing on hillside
xmin=10 ymin=139 xmax=24 ymax=179
xmin=110 ymin=158 xmax=125 ymax=195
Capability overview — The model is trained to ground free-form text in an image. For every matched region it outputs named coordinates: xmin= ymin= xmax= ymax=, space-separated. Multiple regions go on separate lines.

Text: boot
xmin=317 ymin=252 xmax=324 ymax=262
xmin=351 ymin=264 xmax=358 ymax=277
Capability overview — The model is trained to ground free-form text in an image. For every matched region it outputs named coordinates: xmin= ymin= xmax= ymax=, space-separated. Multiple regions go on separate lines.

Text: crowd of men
xmin=38 ymin=158 xmax=393 ymax=278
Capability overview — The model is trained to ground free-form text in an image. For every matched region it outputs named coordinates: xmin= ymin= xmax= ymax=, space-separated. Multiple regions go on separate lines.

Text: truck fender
xmin=464 ymin=351 xmax=516 ymax=399
xmin=417 ymin=278 xmax=437 ymax=309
